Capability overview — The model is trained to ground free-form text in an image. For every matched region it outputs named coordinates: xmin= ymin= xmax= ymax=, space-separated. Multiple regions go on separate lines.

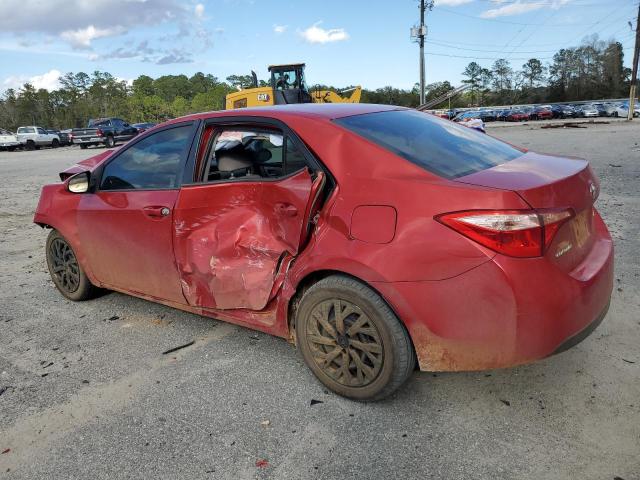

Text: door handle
xmin=275 ymin=203 xmax=298 ymax=217
xmin=144 ymin=206 xmax=170 ymax=218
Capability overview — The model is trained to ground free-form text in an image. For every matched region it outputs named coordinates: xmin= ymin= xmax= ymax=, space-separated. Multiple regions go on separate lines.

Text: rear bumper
xmin=373 ymin=213 xmax=614 ymax=372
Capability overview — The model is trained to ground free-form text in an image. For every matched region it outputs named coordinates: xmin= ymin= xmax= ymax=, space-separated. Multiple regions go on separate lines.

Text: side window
xmin=37 ymin=127 xmax=46 ymax=134
xmin=204 ymin=128 xmax=285 ymax=181
xmin=285 ymin=137 xmax=307 ymax=174
xmin=202 ymin=126 xmax=308 ymax=182
xmin=100 ymin=125 xmax=193 ymax=191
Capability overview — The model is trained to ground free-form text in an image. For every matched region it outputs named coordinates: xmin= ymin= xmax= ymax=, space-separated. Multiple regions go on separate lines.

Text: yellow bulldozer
xmin=225 ymin=63 xmax=361 ymax=110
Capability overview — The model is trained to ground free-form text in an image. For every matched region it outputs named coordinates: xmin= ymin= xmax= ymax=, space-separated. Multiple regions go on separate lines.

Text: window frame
xmin=94 ymin=120 xmax=200 ymax=193
xmin=182 ymin=116 xmax=328 ymax=187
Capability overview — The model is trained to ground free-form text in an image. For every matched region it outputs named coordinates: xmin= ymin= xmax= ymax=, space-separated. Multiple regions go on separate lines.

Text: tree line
xmin=0 ymin=35 xmax=633 ymax=130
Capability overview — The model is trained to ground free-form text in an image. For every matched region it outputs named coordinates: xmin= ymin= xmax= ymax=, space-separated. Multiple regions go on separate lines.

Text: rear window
xmin=88 ymin=119 xmax=110 ymax=127
xmin=335 ymin=110 xmax=522 ymax=179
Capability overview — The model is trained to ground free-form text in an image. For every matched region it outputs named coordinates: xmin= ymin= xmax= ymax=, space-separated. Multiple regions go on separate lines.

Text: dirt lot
xmin=1 ymin=121 xmax=639 ymax=479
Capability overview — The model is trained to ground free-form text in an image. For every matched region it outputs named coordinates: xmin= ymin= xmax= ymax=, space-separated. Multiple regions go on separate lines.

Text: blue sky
xmin=0 ymin=0 xmax=637 ymax=92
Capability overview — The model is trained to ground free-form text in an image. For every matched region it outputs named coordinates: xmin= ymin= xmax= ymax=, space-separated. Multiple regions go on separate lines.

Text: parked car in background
xmin=577 ymin=104 xmax=600 ymax=118
xmin=603 ymin=103 xmax=620 ymax=116
xmin=559 ymin=105 xmax=577 ymax=118
xmin=531 ymin=106 xmax=553 ymax=120
xmin=507 ymin=109 xmax=529 ymax=122
xmin=34 ymin=104 xmax=613 ymax=401
xmin=0 ymin=128 xmax=21 ymax=151
xmin=495 ymin=109 xmax=511 ymax=121
xmin=72 ymin=117 xmax=138 ymax=149
xmin=478 ymin=109 xmax=496 ymax=122
xmin=132 ymin=122 xmax=157 ymax=133
xmin=16 ymin=126 xmax=60 ymax=150
xmin=46 ymin=129 xmax=72 ymax=146
xmin=591 ymin=103 xmax=607 ymax=116
xmin=610 ymin=102 xmax=640 ymax=118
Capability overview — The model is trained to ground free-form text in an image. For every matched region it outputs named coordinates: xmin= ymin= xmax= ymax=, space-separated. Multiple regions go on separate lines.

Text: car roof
xmin=169 ymin=103 xmax=405 ymax=125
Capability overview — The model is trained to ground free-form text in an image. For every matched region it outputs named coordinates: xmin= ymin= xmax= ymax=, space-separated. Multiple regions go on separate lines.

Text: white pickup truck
xmin=0 ymin=128 xmax=21 ymax=151
xmin=16 ymin=126 xmax=60 ymax=150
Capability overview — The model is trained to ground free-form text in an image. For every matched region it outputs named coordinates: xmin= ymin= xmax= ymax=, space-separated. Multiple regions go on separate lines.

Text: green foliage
xmin=459 ymin=37 xmax=629 ymax=107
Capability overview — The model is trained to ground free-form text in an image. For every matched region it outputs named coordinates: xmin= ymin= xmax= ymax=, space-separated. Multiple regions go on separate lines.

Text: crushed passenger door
xmin=173 ymin=169 xmax=324 ymax=310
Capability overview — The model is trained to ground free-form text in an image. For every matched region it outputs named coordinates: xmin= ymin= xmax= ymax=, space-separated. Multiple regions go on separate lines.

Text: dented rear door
xmin=173 ymin=169 xmax=319 ymax=311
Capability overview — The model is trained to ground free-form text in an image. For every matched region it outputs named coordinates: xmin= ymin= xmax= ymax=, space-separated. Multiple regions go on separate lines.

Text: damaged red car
xmin=34 ymin=104 xmax=613 ymax=401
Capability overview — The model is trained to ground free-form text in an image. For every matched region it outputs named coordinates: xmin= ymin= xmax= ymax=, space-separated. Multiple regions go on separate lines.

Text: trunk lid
xmin=455 ymin=152 xmax=599 ymax=270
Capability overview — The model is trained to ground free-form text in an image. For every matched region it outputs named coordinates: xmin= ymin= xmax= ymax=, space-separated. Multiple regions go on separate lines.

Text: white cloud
xmin=434 ymin=0 xmax=474 ymax=6
xmin=3 ymin=69 xmax=62 ymax=91
xmin=273 ymin=24 xmax=287 ymax=34
xmin=300 ymin=22 xmax=349 ymax=44
xmin=0 ymin=0 xmax=186 ymax=48
xmin=481 ymin=0 xmax=569 ymax=18
xmin=195 ymin=3 xmax=205 ymax=19
xmin=60 ymin=25 xmax=125 ymax=49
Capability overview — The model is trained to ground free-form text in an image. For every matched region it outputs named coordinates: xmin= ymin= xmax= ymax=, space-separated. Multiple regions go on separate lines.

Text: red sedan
xmin=507 ymin=110 xmax=530 ymax=122
xmin=34 ymin=104 xmax=613 ymax=401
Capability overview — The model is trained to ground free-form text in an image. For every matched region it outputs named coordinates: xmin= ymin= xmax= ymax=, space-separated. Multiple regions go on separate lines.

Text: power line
xmin=425 ymin=51 xmax=554 ymax=61
xmin=425 ymin=39 xmax=559 ymax=54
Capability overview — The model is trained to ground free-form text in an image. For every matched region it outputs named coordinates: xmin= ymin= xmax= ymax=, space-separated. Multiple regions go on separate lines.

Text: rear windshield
xmin=335 ymin=110 xmax=522 ymax=179
xmin=88 ymin=119 xmax=110 ymax=127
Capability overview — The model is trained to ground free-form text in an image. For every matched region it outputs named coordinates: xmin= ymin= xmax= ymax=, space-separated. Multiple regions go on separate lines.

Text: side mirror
xmin=67 ymin=171 xmax=91 ymax=194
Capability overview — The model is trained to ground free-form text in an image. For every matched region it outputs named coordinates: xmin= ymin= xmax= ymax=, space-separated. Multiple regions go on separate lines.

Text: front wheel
xmin=46 ymin=230 xmax=98 ymax=301
xmin=51 ymin=139 xmax=59 ymax=148
xmin=80 ymin=144 xmax=88 ymax=149
xmin=295 ymin=275 xmax=416 ymax=401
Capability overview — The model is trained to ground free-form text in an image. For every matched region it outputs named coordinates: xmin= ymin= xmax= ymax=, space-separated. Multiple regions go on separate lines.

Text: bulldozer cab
xmin=268 ymin=63 xmax=312 ymax=105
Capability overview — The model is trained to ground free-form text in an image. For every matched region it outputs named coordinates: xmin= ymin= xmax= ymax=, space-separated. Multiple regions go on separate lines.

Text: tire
xmin=295 ymin=275 xmax=416 ymax=401
xmin=45 ymin=230 xmax=97 ymax=301
xmin=104 ymin=136 xmax=115 ymax=148
xmin=51 ymin=138 xmax=59 ymax=148
xmin=25 ymin=140 xmax=35 ymax=151
xmin=80 ymin=144 xmax=88 ymax=149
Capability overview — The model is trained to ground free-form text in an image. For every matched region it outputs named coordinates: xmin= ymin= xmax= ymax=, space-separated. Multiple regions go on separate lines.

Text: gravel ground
xmin=1 ymin=121 xmax=639 ymax=480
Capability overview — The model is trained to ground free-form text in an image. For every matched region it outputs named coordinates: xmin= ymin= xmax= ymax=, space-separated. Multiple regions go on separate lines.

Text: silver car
xmin=579 ymin=104 xmax=599 ymax=118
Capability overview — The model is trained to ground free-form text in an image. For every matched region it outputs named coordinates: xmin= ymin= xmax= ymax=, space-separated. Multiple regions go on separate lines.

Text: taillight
xmin=435 ymin=209 xmax=574 ymax=258
xmin=96 ymin=129 xmax=103 ymax=137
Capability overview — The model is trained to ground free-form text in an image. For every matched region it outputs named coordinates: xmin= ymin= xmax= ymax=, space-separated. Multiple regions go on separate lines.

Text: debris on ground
xmin=1 ymin=448 xmax=10 ymax=454
xmin=310 ymin=399 xmax=324 ymax=406
xmin=260 ymin=420 xmax=270 ymax=427
xmin=107 ymin=315 xmax=119 ymax=321
xmin=609 ymin=164 xmax=622 ymax=168
xmin=541 ymin=122 xmax=587 ymax=129
xmin=161 ymin=340 xmax=195 ymax=355
xmin=622 ymin=358 xmax=635 ymax=364
xmin=500 ymin=399 xmax=511 ymax=406
xmin=255 ymin=459 xmax=269 ymax=468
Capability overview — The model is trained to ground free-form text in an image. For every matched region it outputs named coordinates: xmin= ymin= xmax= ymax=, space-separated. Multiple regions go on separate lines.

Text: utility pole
xmin=628 ymin=1 xmax=640 ymax=120
xmin=419 ymin=0 xmax=426 ymax=105
xmin=412 ymin=1 xmax=433 ymax=105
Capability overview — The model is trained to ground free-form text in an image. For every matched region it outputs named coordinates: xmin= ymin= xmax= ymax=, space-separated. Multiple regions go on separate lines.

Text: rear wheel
xmin=104 ymin=136 xmax=115 ymax=148
xmin=25 ymin=140 xmax=35 ymax=151
xmin=80 ymin=144 xmax=88 ymax=149
xmin=46 ymin=230 xmax=97 ymax=301
xmin=295 ymin=275 xmax=415 ymax=401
